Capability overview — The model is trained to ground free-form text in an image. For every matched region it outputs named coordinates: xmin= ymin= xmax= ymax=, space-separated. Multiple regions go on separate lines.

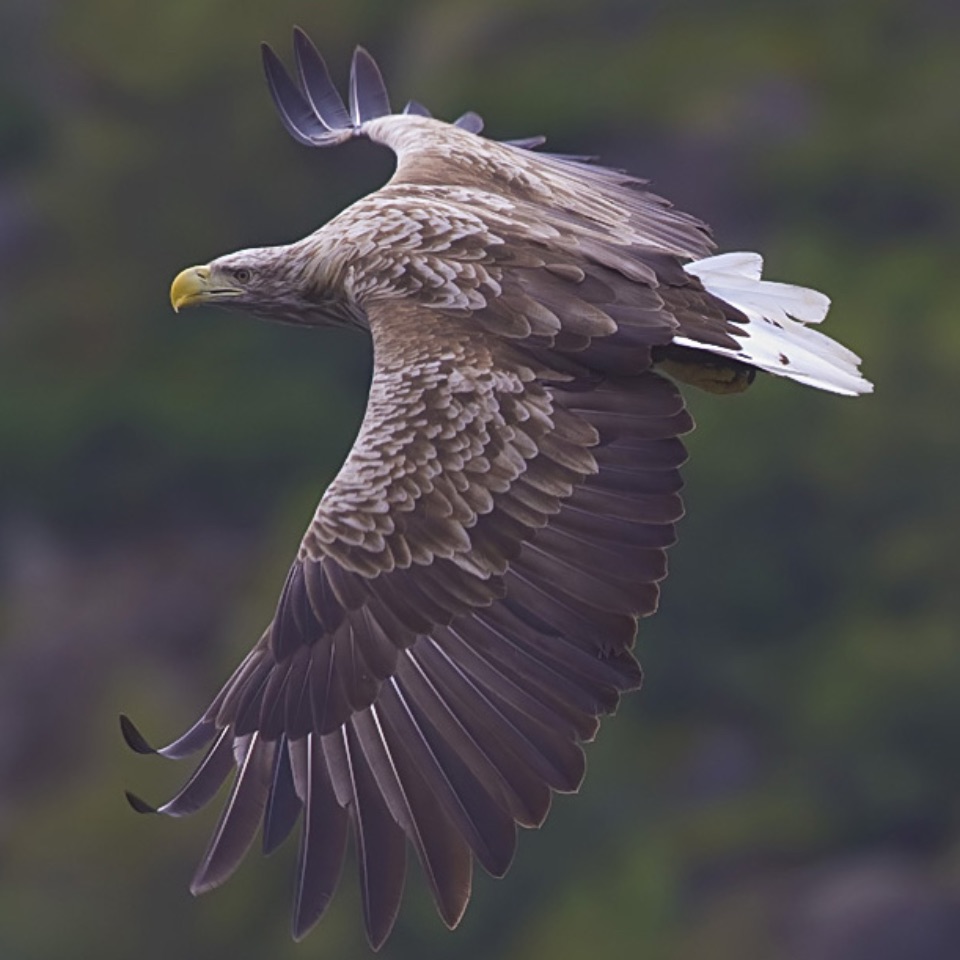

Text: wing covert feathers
xmin=137 ymin=28 xmax=871 ymax=951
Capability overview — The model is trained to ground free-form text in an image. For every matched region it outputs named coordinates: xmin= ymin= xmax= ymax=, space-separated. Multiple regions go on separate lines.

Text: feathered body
xmin=138 ymin=34 xmax=872 ymax=949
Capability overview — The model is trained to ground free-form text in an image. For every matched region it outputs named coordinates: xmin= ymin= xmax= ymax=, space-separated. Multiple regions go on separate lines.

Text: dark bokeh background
xmin=2 ymin=1 xmax=958 ymax=958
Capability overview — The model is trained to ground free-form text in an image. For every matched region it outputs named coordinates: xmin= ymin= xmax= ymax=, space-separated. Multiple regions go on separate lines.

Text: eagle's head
xmin=170 ymin=246 xmax=363 ymax=328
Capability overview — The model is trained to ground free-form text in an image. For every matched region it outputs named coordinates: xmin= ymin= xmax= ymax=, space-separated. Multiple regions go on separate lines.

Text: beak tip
xmin=169 ymin=265 xmax=209 ymax=313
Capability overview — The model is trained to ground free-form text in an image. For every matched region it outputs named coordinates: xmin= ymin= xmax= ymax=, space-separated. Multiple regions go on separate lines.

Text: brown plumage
xmin=130 ymin=32 xmax=872 ymax=949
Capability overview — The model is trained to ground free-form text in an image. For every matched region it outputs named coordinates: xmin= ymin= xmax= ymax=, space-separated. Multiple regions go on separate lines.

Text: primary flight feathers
xmin=262 ymin=31 xmax=535 ymax=147
xmin=130 ymin=30 xmax=872 ymax=951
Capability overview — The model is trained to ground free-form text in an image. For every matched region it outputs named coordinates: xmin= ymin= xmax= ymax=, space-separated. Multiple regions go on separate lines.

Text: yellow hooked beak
xmin=170 ymin=265 xmax=213 ymax=312
xmin=170 ymin=264 xmax=247 ymax=312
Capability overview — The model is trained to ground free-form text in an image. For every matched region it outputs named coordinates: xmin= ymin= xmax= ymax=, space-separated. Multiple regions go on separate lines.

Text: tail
xmin=679 ymin=252 xmax=873 ymax=396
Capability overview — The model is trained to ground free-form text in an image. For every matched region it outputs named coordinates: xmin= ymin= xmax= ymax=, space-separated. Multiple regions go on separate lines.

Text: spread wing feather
xmin=289 ymin=735 xmax=349 ymax=939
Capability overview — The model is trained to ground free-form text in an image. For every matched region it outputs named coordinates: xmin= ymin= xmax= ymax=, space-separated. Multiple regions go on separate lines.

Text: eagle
xmin=125 ymin=30 xmax=871 ymax=950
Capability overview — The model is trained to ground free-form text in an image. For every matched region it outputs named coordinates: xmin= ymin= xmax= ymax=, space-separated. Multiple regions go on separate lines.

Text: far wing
xmin=261 ymin=30 xmax=715 ymax=261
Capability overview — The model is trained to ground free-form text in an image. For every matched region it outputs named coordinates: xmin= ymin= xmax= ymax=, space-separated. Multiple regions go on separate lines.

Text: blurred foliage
xmin=1 ymin=0 xmax=958 ymax=958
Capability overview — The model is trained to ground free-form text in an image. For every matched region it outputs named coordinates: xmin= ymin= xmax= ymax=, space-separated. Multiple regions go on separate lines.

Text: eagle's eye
xmin=233 ymin=268 xmax=252 ymax=284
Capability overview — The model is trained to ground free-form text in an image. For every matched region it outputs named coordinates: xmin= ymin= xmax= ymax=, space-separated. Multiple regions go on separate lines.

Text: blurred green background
xmin=1 ymin=0 xmax=958 ymax=957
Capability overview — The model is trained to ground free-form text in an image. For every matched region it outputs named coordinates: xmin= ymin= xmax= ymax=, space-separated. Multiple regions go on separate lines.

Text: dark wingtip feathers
xmin=120 ymin=714 xmax=156 ymax=755
xmin=293 ymin=28 xmax=352 ymax=131
xmin=262 ymin=41 xmax=331 ymax=146
xmin=454 ymin=111 xmax=484 ymax=134
xmin=403 ymin=99 xmax=433 ymax=118
xmin=349 ymin=46 xmax=392 ymax=125
xmin=120 ymin=713 xmax=217 ymax=760
xmin=125 ymin=790 xmax=158 ymax=815
xmin=259 ymin=30 xmax=550 ymax=152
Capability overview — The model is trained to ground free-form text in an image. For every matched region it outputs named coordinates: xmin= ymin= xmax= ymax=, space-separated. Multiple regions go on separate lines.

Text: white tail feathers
xmin=680 ymin=252 xmax=873 ymax=396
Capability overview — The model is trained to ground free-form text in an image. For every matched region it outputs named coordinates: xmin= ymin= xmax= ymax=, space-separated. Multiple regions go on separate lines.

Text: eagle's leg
xmin=653 ymin=345 xmax=756 ymax=395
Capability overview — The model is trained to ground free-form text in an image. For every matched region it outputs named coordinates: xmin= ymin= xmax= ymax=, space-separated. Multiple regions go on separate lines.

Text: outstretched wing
xmin=126 ymin=235 xmax=712 ymax=947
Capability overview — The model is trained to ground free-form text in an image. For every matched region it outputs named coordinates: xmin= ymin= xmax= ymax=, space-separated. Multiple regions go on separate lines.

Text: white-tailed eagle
xmin=125 ymin=30 xmax=871 ymax=950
